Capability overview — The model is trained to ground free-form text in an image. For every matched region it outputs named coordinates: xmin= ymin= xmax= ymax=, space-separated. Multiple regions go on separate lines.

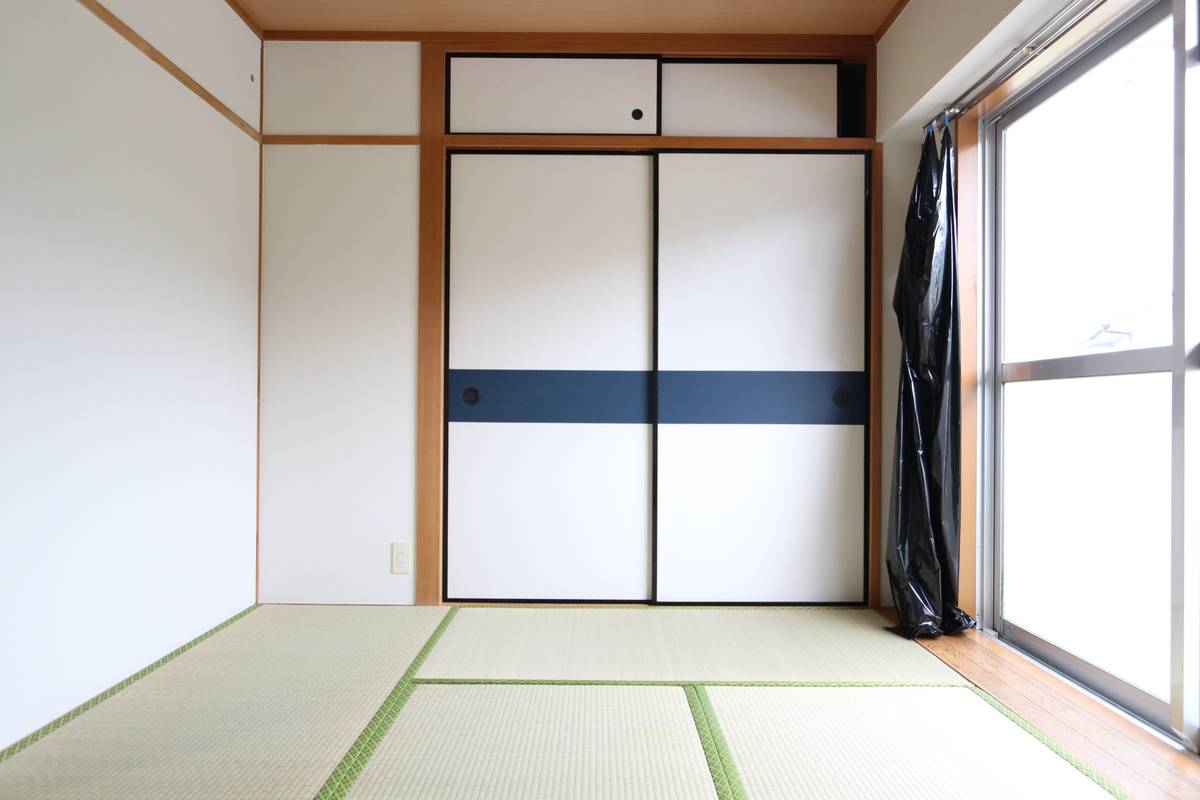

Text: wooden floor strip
xmin=899 ymin=614 xmax=1200 ymax=800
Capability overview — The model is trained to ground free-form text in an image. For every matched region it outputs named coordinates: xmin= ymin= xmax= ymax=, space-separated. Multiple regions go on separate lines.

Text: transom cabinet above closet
xmin=446 ymin=55 xmax=867 ymax=137
xmin=448 ymin=56 xmax=659 ymax=134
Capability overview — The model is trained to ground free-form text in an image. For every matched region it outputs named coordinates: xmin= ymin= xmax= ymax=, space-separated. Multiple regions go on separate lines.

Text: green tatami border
xmin=686 ymin=684 xmax=749 ymax=800
xmin=313 ymin=606 xmax=460 ymax=800
xmin=412 ymin=678 xmax=966 ymax=687
xmin=969 ymin=686 xmax=1132 ymax=800
xmin=0 ymin=603 xmax=259 ymax=765
xmin=408 ymin=678 xmax=1132 ymax=800
xmin=0 ymin=604 xmax=1135 ymax=800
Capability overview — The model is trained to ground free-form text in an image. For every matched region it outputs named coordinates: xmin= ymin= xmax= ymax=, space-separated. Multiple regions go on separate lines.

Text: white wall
xmin=258 ymin=41 xmax=422 ymax=605
xmin=264 ymin=41 xmax=420 ymax=135
xmin=259 ymin=146 xmax=421 ymax=604
xmin=877 ymin=0 xmax=1064 ymax=141
xmin=874 ymin=0 xmax=1071 ymax=607
xmin=102 ymin=0 xmax=262 ymax=129
xmin=0 ymin=0 xmax=259 ymax=748
xmin=878 ymin=140 xmax=923 ymax=606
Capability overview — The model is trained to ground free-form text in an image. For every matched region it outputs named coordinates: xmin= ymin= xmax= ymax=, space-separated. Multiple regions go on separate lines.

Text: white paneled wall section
xmin=656 ymin=153 xmax=867 ymax=602
xmin=259 ymin=41 xmax=422 ymax=604
xmin=445 ymin=154 xmax=654 ymax=601
xmin=101 ymin=0 xmax=261 ymax=128
xmin=447 ymin=154 xmax=653 ymax=370
xmin=660 ymin=62 xmax=838 ymax=136
xmin=1 ymin=0 xmax=258 ymax=748
xmin=264 ymin=41 xmax=420 ymax=134
xmin=656 ymin=154 xmax=864 ymax=372
xmin=448 ymin=56 xmax=659 ymax=133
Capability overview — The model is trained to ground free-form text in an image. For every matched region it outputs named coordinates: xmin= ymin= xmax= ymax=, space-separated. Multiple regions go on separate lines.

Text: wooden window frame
xmin=954 ymin=0 xmax=1163 ymax=622
xmin=958 ymin=0 xmax=1200 ymax=749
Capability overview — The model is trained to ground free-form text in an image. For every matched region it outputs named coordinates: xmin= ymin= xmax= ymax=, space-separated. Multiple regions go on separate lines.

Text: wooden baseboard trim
xmin=262 ymin=134 xmax=421 ymax=145
xmin=440 ymin=135 xmax=875 ymax=151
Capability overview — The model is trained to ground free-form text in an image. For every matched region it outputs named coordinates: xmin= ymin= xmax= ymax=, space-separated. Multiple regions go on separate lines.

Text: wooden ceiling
xmin=237 ymin=0 xmax=900 ymax=36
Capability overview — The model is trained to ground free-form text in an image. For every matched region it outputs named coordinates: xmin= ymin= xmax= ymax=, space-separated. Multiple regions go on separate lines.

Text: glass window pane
xmin=1001 ymin=372 xmax=1172 ymax=699
xmin=1001 ymin=18 xmax=1173 ymax=363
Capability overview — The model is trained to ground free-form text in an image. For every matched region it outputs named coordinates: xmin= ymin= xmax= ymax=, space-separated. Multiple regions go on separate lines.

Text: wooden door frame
xmin=285 ymin=33 xmax=893 ymax=605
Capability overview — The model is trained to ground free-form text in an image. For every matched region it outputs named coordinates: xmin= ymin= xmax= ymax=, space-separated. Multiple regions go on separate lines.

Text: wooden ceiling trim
xmin=261 ymin=31 xmax=874 ymax=59
xmin=873 ymin=0 xmax=911 ymax=43
xmin=240 ymin=0 xmax=894 ymax=36
xmin=439 ymin=135 xmax=877 ymax=151
xmin=224 ymin=0 xmax=264 ymax=38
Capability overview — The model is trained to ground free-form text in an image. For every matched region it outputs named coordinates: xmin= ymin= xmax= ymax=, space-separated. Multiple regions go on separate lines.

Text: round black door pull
xmin=463 ymin=388 xmax=480 ymax=405
xmin=832 ymin=389 xmax=851 ymax=408
xmin=631 ymin=108 xmax=644 ymax=120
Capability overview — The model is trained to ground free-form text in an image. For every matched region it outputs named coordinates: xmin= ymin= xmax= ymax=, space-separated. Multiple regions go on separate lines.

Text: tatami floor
xmin=0 ymin=606 xmax=1131 ymax=799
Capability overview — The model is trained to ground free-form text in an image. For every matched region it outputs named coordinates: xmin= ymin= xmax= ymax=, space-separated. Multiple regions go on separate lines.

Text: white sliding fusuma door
xmin=655 ymin=152 xmax=868 ymax=603
xmin=445 ymin=153 xmax=654 ymax=601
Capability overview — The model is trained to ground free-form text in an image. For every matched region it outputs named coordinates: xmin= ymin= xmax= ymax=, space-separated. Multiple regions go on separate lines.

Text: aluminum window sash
xmin=982 ymin=0 xmax=1190 ymax=749
xmin=1168 ymin=0 xmax=1199 ymax=753
xmin=1000 ymin=620 xmax=1172 ymax=732
xmin=1001 ymin=346 xmax=1173 ymax=383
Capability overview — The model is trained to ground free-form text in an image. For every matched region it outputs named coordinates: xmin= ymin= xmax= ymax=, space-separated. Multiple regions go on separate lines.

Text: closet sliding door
xmin=655 ymin=153 xmax=868 ymax=603
xmin=445 ymin=153 xmax=654 ymax=601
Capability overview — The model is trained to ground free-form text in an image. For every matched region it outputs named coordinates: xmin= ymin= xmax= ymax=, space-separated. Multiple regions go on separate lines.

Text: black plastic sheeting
xmin=886 ymin=128 xmax=975 ymax=639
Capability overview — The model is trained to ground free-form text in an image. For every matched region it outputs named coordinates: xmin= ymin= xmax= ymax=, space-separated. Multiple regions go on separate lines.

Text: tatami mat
xmin=418 ymin=607 xmax=966 ymax=684
xmin=347 ymin=683 xmax=718 ymax=800
xmin=708 ymin=685 xmax=1117 ymax=799
xmin=0 ymin=605 xmax=447 ymax=800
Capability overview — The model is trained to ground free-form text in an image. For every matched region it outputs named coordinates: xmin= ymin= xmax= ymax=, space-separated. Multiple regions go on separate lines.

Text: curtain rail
xmin=923 ymin=0 xmax=1108 ymax=132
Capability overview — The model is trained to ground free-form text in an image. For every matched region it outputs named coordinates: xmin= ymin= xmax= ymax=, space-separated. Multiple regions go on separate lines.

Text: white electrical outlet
xmin=391 ymin=542 xmax=411 ymax=575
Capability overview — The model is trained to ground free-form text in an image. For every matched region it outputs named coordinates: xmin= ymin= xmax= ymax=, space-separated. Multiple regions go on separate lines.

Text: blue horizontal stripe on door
xmin=448 ymin=369 xmax=866 ymax=425
xmin=448 ymin=370 xmax=653 ymax=423
xmin=658 ymin=371 xmax=867 ymax=425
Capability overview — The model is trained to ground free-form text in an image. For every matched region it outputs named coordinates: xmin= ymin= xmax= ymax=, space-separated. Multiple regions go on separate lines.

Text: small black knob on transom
xmin=463 ymin=387 xmax=480 ymax=405
xmin=631 ymin=108 xmax=644 ymax=120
